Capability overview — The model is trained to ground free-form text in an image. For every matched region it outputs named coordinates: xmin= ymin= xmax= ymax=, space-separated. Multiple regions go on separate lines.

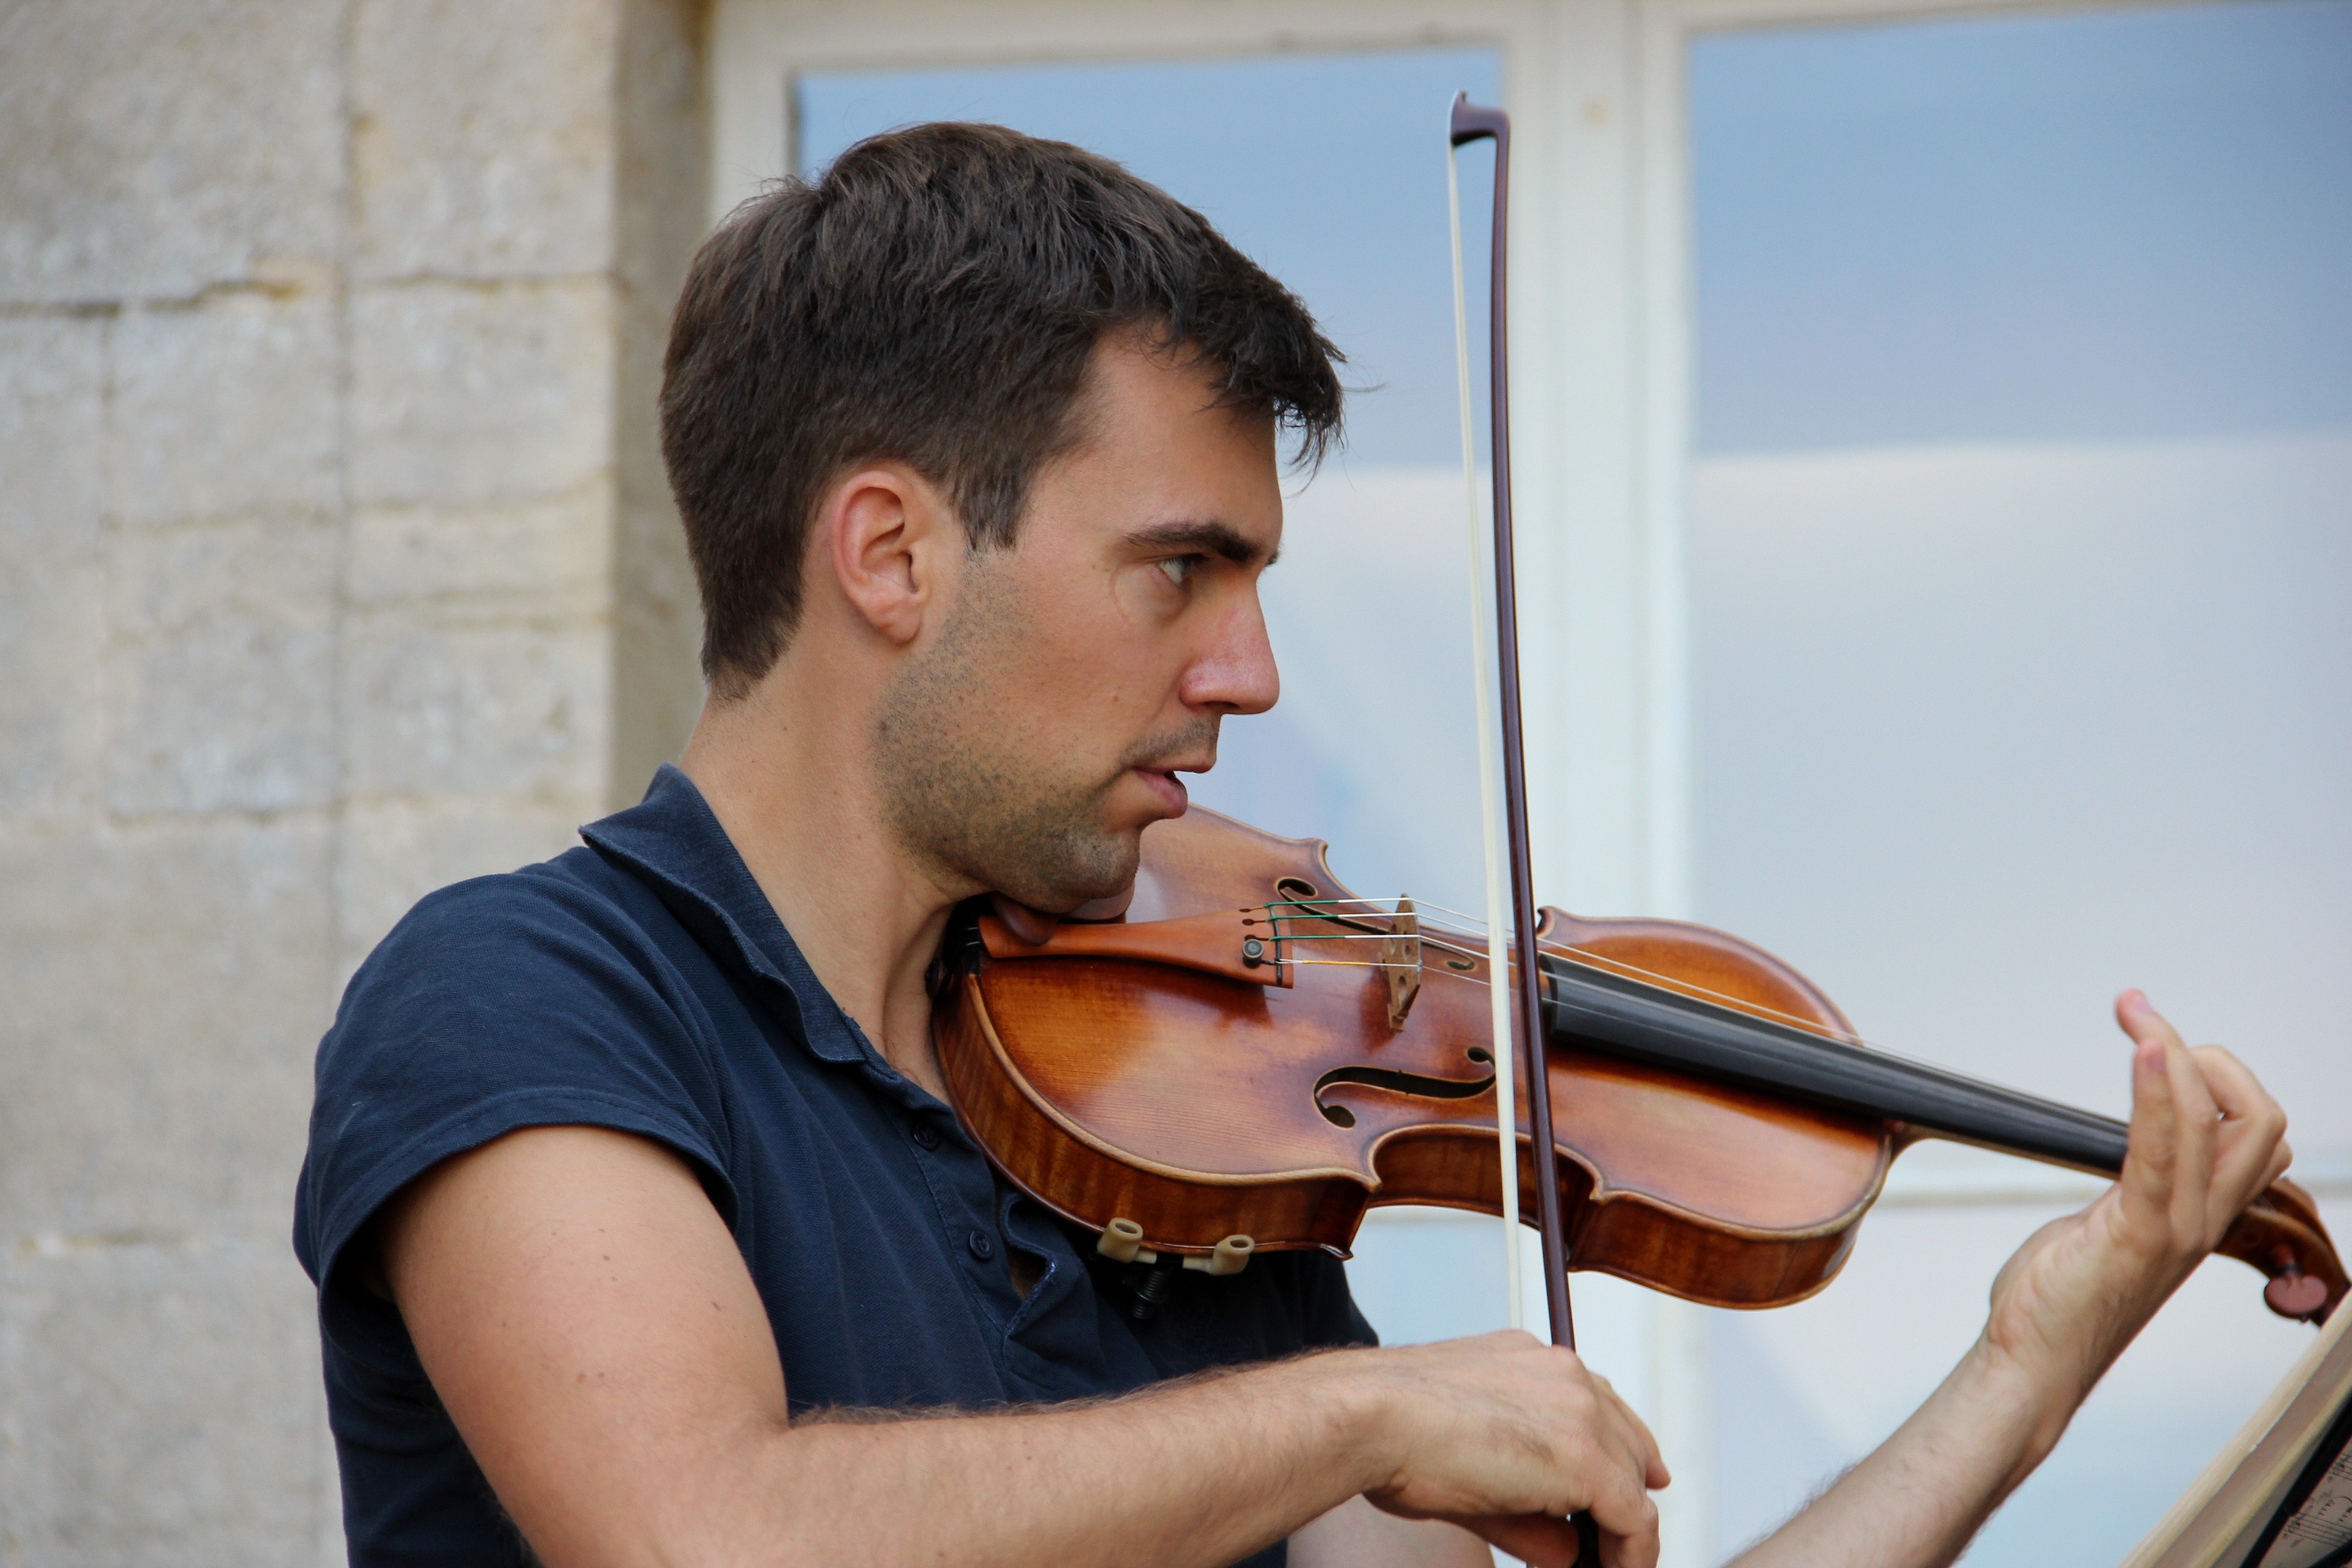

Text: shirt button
xmin=967 ymin=1228 xmax=996 ymax=1262
xmin=911 ymin=1124 xmax=941 ymax=1151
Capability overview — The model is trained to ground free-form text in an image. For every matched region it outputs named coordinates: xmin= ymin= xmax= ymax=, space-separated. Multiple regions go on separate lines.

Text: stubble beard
xmin=872 ymin=556 xmax=1215 ymax=912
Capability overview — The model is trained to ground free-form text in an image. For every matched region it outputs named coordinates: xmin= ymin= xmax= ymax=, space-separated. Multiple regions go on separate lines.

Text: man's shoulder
xmin=317 ymin=840 xmax=722 ymax=1108
xmin=334 ymin=841 xmax=709 ymax=1022
xmin=299 ymin=842 xmax=742 ymax=1288
xmin=372 ymin=843 xmax=652 ymax=968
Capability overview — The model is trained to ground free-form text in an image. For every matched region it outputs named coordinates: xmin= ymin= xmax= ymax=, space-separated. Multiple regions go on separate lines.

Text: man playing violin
xmin=297 ymin=124 xmax=2296 ymax=1568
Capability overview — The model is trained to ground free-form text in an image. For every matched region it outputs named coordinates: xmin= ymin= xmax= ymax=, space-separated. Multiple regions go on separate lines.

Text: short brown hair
xmin=659 ymin=122 xmax=1345 ymax=697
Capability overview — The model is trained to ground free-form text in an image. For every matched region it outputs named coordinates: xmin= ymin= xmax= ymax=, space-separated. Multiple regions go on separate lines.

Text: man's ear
xmin=817 ymin=463 xmax=959 ymax=646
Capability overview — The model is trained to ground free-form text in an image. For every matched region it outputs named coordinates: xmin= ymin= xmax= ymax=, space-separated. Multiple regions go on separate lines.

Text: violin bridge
xmin=1381 ymin=897 xmax=1422 ymax=1030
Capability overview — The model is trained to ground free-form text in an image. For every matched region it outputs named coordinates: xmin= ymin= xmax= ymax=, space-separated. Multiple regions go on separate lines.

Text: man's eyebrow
xmin=1122 ymin=519 xmax=1277 ymax=567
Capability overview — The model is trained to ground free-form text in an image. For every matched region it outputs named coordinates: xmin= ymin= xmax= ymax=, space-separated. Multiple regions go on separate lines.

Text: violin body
xmin=938 ymin=806 xmax=2344 ymax=1320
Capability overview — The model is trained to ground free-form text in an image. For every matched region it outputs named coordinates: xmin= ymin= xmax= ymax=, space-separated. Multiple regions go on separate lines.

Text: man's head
xmin=661 ymin=124 xmax=1343 ymax=909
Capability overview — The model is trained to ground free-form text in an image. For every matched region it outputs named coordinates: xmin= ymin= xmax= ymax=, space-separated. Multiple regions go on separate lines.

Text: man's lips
xmin=1131 ymin=767 xmax=1192 ymax=815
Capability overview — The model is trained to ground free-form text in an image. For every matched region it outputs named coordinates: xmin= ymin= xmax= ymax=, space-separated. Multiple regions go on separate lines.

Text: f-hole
xmin=1314 ymin=1064 xmax=1497 ymax=1127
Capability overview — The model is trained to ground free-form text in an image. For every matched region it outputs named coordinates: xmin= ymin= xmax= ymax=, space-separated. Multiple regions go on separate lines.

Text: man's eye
xmin=1157 ymin=555 xmax=1198 ymax=588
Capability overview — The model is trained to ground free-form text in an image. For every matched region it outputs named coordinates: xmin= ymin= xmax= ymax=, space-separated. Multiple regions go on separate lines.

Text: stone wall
xmin=0 ymin=3 xmax=709 ymax=1559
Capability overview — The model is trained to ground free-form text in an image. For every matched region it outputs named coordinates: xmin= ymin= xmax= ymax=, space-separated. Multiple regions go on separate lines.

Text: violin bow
xmin=1447 ymin=102 xmax=1530 ymax=1343
xmin=1448 ymin=93 xmax=1578 ymax=1351
xmin=1450 ymin=93 xmax=1605 ymax=1561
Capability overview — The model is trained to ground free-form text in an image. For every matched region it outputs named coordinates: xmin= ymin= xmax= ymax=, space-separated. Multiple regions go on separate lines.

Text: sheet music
xmin=2259 ymin=1439 xmax=2352 ymax=1568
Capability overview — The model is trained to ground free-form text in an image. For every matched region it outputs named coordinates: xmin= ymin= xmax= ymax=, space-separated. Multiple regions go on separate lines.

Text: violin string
xmin=1273 ymin=951 xmax=1875 ymax=1050
xmin=1259 ymin=912 xmax=1478 ymax=948
xmin=1286 ymin=941 xmax=2006 ymax=1081
xmin=1278 ymin=951 xmax=1984 ymax=1093
xmin=1261 ymin=919 xmax=1505 ymax=973
xmin=1267 ymin=925 xmax=1906 ymax=1056
xmin=1254 ymin=905 xmax=1893 ymax=1054
xmin=1269 ymin=899 xmax=1858 ymax=1028
xmin=1265 ymin=927 xmax=1497 ymax=968
xmin=1266 ymin=895 xmax=1497 ymax=928
xmin=1522 ymin=945 xmax=1995 ymax=1076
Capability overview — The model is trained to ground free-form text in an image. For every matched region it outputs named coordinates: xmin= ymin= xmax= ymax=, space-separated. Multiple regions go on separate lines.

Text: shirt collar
xmin=580 ymin=764 xmax=869 ymax=1067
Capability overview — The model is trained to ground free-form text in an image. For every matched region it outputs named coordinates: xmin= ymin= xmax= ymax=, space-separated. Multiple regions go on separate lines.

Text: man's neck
xmin=677 ymin=672 xmax=964 ymax=1100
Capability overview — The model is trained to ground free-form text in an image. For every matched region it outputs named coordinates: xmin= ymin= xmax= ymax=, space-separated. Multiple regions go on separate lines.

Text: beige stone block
xmin=104 ymin=517 xmax=339 ymax=815
xmin=614 ymin=291 xmax=694 ymax=613
xmin=607 ymin=0 xmax=706 ymax=799
xmin=352 ymin=0 xmax=621 ymax=281
xmin=346 ymin=489 xmax=612 ymax=617
xmin=0 ymin=1 xmax=342 ymax=304
xmin=612 ymin=570 xmax=703 ymax=808
xmin=0 ymin=553 xmax=105 ymax=819
xmin=336 ymin=798 xmax=589 ymax=975
xmin=0 ymin=316 xmax=108 ymax=815
xmin=112 ymin=292 xmax=340 ymax=526
xmin=0 ymin=1232 xmax=328 ymax=1564
xmin=611 ymin=263 xmax=704 ymax=800
xmin=351 ymin=278 xmax=616 ymax=508
xmin=338 ymin=614 xmax=612 ymax=804
xmin=613 ymin=0 xmax=709 ymax=308
xmin=0 ymin=314 xmax=105 ymax=552
xmin=0 ymin=819 xmax=332 ymax=1235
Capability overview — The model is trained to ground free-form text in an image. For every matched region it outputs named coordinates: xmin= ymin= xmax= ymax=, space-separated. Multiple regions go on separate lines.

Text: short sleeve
xmin=293 ymin=866 xmax=736 ymax=1298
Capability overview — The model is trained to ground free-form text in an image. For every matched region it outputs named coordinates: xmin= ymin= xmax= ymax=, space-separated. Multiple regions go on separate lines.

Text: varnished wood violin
xmin=934 ymin=804 xmax=2344 ymax=1324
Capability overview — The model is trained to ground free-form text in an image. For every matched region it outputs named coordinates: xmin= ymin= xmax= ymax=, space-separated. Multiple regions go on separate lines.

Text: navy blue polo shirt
xmin=295 ymin=765 xmax=1375 ymax=1567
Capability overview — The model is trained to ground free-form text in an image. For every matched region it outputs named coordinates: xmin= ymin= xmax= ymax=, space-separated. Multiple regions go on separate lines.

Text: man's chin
xmin=1055 ymin=818 xmax=1159 ymax=911
xmin=949 ymin=773 xmax=1183 ymax=914
xmin=1000 ymin=857 xmax=1141 ymax=917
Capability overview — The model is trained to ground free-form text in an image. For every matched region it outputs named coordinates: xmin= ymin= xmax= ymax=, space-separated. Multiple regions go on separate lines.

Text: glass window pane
xmin=1688 ymin=3 xmax=2352 ymax=1561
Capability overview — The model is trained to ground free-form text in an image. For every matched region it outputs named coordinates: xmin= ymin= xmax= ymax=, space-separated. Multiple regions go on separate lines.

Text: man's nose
xmin=1183 ymin=589 xmax=1280 ymax=717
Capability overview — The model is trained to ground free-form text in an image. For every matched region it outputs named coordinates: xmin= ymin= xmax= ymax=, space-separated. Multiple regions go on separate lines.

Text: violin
xmin=940 ymin=91 xmax=2342 ymax=1347
xmin=932 ymin=806 xmax=2344 ymax=1324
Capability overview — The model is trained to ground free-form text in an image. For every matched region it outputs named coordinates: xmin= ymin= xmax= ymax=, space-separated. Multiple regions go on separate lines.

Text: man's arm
xmin=379 ymin=1124 xmax=1666 ymax=1568
xmin=1730 ymin=990 xmax=2294 ymax=1568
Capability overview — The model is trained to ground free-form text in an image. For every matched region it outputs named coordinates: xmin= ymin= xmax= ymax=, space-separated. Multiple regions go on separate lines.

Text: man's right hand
xmin=1339 ymin=1330 xmax=1668 ymax=1568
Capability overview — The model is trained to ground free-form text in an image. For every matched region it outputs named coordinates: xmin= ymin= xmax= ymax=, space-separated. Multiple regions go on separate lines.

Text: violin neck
xmin=1539 ymin=957 xmax=2129 ymax=1176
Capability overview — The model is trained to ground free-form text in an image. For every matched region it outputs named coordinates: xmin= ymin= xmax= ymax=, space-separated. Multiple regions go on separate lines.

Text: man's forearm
xmin=388 ymin=1130 xmax=1667 ymax=1568
xmin=657 ymin=1354 xmax=1390 ymax=1568
xmin=1727 ymin=1341 xmax=2059 ymax=1568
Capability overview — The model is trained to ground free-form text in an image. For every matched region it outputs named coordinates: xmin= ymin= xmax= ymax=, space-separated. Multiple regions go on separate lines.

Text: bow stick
xmin=1449 ymin=92 xmax=1606 ymax=1565
xmin=1448 ymin=102 xmax=1528 ymax=1339
xmin=1448 ymin=91 xmax=1576 ymax=1356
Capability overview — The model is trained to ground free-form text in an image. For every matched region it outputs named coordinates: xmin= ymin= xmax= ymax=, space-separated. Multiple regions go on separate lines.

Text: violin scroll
xmin=2221 ymin=1179 xmax=2346 ymax=1323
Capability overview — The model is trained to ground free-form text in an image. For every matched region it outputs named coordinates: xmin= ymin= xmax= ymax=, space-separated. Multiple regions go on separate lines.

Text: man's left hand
xmin=1730 ymin=994 xmax=2293 ymax=1568
xmin=1976 ymin=989 xmax=2292 ymax=1464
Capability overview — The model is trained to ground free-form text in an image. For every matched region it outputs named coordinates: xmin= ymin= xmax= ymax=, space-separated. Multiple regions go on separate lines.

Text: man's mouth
xmin=1117 ymin=721 xmax=1218 ymax=821
xmin=1132 ymin=768 xmax=1190 ymax=815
